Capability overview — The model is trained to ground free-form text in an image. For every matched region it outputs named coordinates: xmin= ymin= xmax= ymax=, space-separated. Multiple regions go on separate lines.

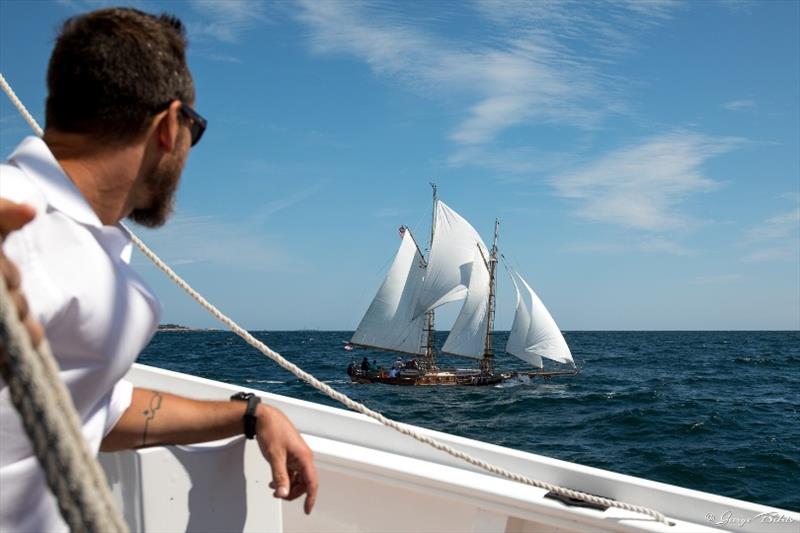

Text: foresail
xmin=351 ymin=231 xmax=426 ymax=355
xmin=414 ymin=201 xmax=489 ymax=317
xmin=442 ymin=247 xmax=490 ymax=359
xmin=505 ymin=269 xmax=573 ymax=366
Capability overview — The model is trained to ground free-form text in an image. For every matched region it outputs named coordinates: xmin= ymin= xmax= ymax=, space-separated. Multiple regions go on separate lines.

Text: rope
xmin=0 ymin=71 xmax=670 ymax=526
xmin=0 ymin=275 xmax=127 ymax=531
xmin=0 ymin=74 xmax=43 ymax=137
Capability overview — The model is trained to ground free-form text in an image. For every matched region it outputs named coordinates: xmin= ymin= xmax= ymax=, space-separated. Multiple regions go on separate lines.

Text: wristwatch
xmin=230 ymin=392 xmax=261 ymax=439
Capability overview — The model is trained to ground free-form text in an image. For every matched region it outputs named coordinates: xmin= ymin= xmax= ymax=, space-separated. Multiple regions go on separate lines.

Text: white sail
xmin=441 ymin=248 xmax=490 ymax=359
xmin=414 ymin=201 xmax=488 ymax=317
xmin=350 ymin=230 xmax=427 ymax=355
xmin=506 ymin=272 xmax=543 ymax=369
xmin=506 ymin=269 xmax=573 ymax=366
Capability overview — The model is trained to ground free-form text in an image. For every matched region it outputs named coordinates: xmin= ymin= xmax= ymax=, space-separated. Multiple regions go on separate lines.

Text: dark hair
xmin=45 ymin=7 xmax=195 ymax=144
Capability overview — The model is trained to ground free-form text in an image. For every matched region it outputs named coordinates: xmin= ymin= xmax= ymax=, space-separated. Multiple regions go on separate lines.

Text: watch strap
xmin=230 ymin=392 xmax=261 ymax=439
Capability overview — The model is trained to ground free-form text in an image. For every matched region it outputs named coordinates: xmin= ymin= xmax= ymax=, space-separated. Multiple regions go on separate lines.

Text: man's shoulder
xmin=0 ymin=162 xmax=47 ymax=211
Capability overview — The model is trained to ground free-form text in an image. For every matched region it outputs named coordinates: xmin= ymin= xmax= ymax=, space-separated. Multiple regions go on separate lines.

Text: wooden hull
xmin=348 ymin=367 xmax=578 ymax=386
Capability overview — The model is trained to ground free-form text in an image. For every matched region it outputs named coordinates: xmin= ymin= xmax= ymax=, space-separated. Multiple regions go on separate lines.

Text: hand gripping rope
xmin=0 ymin=72 xmax=670 ymax=527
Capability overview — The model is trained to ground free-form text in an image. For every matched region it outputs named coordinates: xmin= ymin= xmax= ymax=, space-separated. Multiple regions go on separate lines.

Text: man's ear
xmin=154 ymin=100 xmax=182 ymax=152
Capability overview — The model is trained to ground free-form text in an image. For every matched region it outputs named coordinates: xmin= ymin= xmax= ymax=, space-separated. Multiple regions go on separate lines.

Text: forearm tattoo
xmin=141 ymin=392 xmax=163 ymax=447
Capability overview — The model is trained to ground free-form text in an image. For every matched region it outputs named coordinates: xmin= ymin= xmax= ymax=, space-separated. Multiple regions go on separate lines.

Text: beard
xmin=128 ymin=146 xmax=184 ymax=228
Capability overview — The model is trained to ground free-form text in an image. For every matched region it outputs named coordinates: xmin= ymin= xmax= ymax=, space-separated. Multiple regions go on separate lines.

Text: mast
xmin=422 ymin=183 xmax=438 ymax=370
xmin=481 ymin=218 xmax=500 ymax=374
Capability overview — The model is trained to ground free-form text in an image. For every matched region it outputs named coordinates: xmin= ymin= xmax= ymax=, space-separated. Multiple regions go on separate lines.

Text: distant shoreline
xmin=156 ymin=327 xmax=799 ymax=333
xmin=157 ymin=324 xmax=219 ymax=332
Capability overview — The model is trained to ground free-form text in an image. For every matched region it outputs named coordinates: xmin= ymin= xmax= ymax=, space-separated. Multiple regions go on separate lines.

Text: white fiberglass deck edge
xmin=103 ymin=363 xmax=797 ymax=533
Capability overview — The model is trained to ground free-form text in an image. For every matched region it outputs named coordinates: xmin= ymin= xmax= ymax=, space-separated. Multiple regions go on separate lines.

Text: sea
xmin=139 ymin=330 xmax=799 ymax=512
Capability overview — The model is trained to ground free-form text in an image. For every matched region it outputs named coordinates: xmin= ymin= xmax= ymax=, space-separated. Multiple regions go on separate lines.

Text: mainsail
xmin=506 ymin=269 xmax=573 ymax=366
xmin=350 ymin=230 xmax=427 ymax=355
xmin=441 ymin=247 xmax=490 ymax=359
xmin=414 ymin=201 xmax=488 ymax=317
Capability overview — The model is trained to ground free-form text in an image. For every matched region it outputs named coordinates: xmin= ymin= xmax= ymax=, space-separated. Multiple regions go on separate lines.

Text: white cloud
xmin=206 ymin=54 xmax=243 ymax=64
xmin=639 ymin=236 xmax=693 ymax=255
xmin=723 ymin=99 xmax=756 ymax=111
xmin=743 ymin=208 xmax=800 ymax=242
xmin=743 ymin=246 xmax=797 ymax=263
xmin=742 ymin=204 xmax=800 ymax=263
xmin=188 ymin=0 xmax=268 ymax=43
xmin=552 ymin=132 xmax=742 ymax=231
xmin=448 ymin=145 xmax=575 ymax=177
xmin=55 ymin=0 xmax=265 ymax=45
xmin=294 ymin=0 xmax=677 ymax=148
xmin=563 ymin=236 xmax=692 ymax=255
xmin=56 ymin=0 xmax=148 ymax=10
xmin=473 ymin=0 xmax=678 ymax=58
xmin=130 ymin=211 xmax=293 ymax=271
xmin=249 ymin=182 xmax=326 ymax=225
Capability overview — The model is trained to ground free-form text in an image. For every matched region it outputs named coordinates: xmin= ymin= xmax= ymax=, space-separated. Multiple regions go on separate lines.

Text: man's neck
xmin=43 ymin=131 xmax=146 ymax=226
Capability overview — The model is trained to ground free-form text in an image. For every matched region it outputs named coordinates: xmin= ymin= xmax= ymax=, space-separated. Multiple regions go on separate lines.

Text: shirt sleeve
xmin=103 ymin=378 xmax=134 ymax=436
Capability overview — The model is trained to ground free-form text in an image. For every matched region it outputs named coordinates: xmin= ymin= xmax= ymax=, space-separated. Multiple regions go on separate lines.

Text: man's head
xmin=46 ymin=8 xmax=194 ymax=145
xmin=45 ymin=8 xmax=200 ymax=228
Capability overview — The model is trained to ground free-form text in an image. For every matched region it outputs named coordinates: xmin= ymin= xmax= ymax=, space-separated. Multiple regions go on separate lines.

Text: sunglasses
xmin=178 ymin=101 xmax=207 ymax=147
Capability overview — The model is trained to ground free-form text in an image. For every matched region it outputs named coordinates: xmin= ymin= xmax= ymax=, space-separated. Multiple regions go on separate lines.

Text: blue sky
xmin=1 ymin=0 xmax=798 ymax=331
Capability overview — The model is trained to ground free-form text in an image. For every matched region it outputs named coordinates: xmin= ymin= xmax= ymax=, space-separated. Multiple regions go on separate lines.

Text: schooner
xmin=347 ymin=186 xmax=578 ymax=386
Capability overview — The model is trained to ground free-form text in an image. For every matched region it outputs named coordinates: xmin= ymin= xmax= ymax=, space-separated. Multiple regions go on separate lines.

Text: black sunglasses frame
xmin=178 ymin=102 xmax=207 ymax=147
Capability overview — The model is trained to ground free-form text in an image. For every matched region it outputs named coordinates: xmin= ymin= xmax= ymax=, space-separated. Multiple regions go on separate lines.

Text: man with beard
xmin=0 ymin=8 xmax=317 ymax=532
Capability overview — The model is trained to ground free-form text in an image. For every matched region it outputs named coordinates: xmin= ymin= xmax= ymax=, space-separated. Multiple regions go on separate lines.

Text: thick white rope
xmin=0 ymin=269 xmax=127 ymax=531
xmin=0 ymin=71 xmax=669 ymax=526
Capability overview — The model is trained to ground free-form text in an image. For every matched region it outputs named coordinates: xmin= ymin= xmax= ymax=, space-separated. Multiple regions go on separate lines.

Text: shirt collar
xmin=9 ymin=136 xmax=103 ymax=228
xmin=8 ymin=136 xmax=133 ymax=263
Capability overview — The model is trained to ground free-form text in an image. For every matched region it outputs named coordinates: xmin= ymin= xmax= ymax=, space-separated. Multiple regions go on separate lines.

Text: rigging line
xmin=1 ymin=72 xmax=670 ymax=526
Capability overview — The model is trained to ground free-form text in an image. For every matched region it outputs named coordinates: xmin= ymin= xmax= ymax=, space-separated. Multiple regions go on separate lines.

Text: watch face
xmin=231 ymin=392 xmax=253 ymax=401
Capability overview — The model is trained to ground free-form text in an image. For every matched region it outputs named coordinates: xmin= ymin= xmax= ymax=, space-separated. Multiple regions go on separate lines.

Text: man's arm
xmin=101 ymin=387 xmax=318 ymax=514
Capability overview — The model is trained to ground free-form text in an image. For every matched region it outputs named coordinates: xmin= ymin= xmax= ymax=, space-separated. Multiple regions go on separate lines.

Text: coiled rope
xmin=0 ymin=72 xmax=669 ymax=526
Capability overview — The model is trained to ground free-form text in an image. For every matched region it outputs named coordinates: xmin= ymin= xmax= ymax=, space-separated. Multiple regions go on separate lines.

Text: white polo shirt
xmin=0 ymin=136 xmax=161 ymax=532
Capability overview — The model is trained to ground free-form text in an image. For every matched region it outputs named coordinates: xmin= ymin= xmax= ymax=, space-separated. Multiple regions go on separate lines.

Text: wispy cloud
xmin=723 ymin=99 xmax=756 ymax=111
xmin=56 ymin=0 xmax=266 ymax=46
xmin=249 ymin=182 xmax=327 ymax=225
xmin=742 ymin=202 xmax=800 ymax=263
xmin=130 ymin=211 xmax=293 ymax=271
xmin=639 ymin=236 xmax=694 ymax=255
xmin=552 ymin=132 xmax=743 ymax=231
xmin=691 ymin=273 xmax=743 ymax=285
xmin=563 ymin=236 xmax=692 ymax=255
xmin=206 ymin=54 xmax=243 ymax=64
xmin=188 ymin=0 xmax=268 ymax=43
xmin=295 ymin=0 xmax=678 ymax=148
xmin=448 ymin=144 xmax=576 ymax=178
xmin=744 ymin=208 xmax=800 ymax=242
xmin=56 ymin=0 xmax=148 ymax=11
xmin=718 ymin=0 xmax=755 ymax=14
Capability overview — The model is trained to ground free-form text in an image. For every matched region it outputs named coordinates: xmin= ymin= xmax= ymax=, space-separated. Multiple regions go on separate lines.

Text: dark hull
xmin=348 ymin=367 xmax=578 ymax=386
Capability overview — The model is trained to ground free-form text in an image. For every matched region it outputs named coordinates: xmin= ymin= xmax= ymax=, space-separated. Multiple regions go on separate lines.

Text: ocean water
xmin=139 ymin=330 xmax=800 ymax=511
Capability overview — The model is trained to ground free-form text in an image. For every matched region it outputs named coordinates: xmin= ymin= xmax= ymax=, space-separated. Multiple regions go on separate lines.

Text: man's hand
xmin=255 ymin=404 xmax=318 ymax=515
xmin=0 ymin=199 xmax=44 ymax=347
